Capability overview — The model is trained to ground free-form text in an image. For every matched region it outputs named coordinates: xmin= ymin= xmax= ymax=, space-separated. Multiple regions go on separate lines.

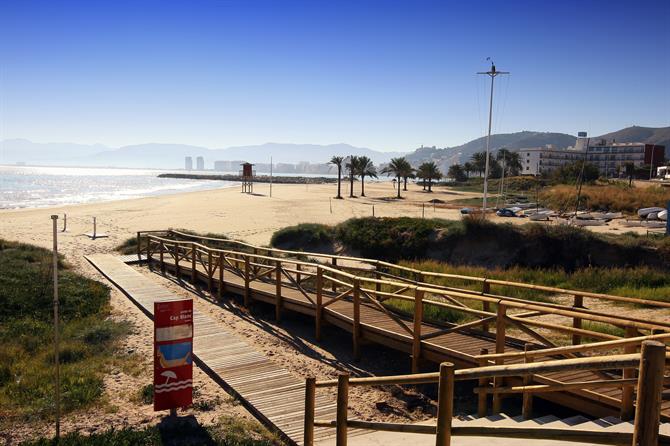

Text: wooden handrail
xmin=304 ymin=343 xmax=666 ymax=446
xmin=140 ymin=233 xmax=670 ymax=354
xmin=163 ymin=229 xmax=670 ymax=310
xmin=476 ymin=332 xmax=670 ymax=361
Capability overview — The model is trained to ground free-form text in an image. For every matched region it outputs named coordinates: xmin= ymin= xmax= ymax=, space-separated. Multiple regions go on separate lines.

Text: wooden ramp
xmin=85 ymin=254 xmax=338 ymax=446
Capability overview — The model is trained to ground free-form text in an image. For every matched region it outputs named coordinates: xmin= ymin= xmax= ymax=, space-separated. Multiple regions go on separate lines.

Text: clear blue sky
xmin=1 ymin=0 xmax=668 ymax=151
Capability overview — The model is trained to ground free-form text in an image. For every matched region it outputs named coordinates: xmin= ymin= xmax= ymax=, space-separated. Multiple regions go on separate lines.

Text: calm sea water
xmin=0 ymin=165 xmax=236 ymax=209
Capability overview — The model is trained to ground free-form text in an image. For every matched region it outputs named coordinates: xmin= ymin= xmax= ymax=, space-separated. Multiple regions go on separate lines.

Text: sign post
xmin=154 ymin=299 xmax=193 ymax=413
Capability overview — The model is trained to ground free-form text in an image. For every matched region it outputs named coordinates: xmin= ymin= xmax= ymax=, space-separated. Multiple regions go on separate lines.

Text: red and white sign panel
xmin=154 ymin=299 xmax=193 ymax=411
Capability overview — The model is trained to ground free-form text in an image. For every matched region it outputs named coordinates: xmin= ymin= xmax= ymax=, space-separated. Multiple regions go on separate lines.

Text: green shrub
xmin=0 ymin=239 xmax=127 ymax=421
xmin=270 ymin=223 xmax=334 ymax=251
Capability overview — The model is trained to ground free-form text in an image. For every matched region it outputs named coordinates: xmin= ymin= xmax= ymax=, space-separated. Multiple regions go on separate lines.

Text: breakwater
xmin=158 ymin=173 xmax=337 ymax=184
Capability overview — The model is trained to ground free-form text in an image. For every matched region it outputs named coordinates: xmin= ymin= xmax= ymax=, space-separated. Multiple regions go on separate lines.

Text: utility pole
xmin=649 ymin=147 xmax=656 ymax=181
xmin=270 ymin=156 xmax=273 ymax=198
xmin=477 ymin=60 xmax=509 ymax=216
xmin=50 ymin=215 xmax=61 ymax=440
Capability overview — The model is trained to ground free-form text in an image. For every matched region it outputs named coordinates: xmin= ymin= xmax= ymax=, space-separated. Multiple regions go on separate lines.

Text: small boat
xmin=571 ymin=218 xmax=607 ymax=227
xmin=638 ymin=207 xmax=665 ymax=218
xmin=529 ymin=212 xmax=551 ymax=221
xmin=659 ymin=210 xmax=667 ymax=221
xmin=647 ymin=212 xmax=660 ymax=221
xmin=641 ymin=221 xmax=666 ymax=229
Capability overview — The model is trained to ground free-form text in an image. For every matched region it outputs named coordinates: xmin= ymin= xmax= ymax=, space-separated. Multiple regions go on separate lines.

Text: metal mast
xmin=477 ymin=60 xmax=509 ymax=216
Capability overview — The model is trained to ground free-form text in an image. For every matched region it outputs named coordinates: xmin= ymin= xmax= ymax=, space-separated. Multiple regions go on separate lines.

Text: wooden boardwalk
xmin=86 ymin=254 xmax=340 ymax=446
xmin=137 ymin=242 xmax=670 ymax=423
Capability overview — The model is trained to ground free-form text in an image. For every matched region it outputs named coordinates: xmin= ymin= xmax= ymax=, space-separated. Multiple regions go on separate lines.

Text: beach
xmin=0 ymin=179 xmax=651 ymax=266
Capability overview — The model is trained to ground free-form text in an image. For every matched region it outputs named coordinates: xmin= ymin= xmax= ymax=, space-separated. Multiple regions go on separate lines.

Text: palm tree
xmin=329 ymin=156 xmax=345 ymax=199
xmin=356 ymin=156 xmax=377 ymax=197
xmin=463 ymin=162 xmax=474 ymax=179
xmin=381 ymin=157 xmax=408 ymax=198
xmin=416 ymin=164 xmax=428 ymax=190
xmin=418 ymin=161 xmax=442 ymax=192
xmin=496 ymin=148 xmax=522 ymax=176
xmin=447 ymin=164 xmax=467 ymax=183
xmin=471 ymin=152 xmax=487 ymax=177
xmin=346 ymin=155 xmax=360 ymax=198
xmin=400 ymin=159 xmax=415 ymax=191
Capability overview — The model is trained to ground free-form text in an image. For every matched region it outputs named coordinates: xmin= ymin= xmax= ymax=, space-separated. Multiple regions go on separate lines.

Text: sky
xmin=1 ymin=0 xmax=669 ymax=152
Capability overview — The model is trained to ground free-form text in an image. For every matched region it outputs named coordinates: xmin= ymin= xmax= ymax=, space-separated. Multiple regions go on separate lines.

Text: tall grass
xmin=540 ymin=183 xmax=670 ymax=213
xmin=0 ymin=239 xmax=130 ymax=423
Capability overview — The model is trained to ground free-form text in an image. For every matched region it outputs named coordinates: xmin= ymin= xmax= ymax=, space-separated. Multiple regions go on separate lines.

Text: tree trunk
xmin=397 ymin=176 xmax=401 ymax=198
xmin=349 ymin=173 xmax=354 ymax=198
xmin=403 ymin=177 xmax=408 ymax=191
xmin=339 ymin=167 xmax=343 ymax=197
xmin=361 ymin=175 xmax=365 ymax=196
xmin=428 ymin=178 xmax=432 ymax=192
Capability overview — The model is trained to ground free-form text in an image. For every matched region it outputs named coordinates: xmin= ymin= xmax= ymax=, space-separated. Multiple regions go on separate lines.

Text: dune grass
xmin=540 ymin=183 xmax=670 ymax=213
xmin=20 ymin=414 xmax=278 ymax=446
xmin=0 ymin=239 xmax=131 ymax=423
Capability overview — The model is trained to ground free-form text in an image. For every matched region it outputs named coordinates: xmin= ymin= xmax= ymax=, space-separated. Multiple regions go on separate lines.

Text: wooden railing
xmin=304 ymin=341 xmax=668 ymax=446
xmin=136 ymin=232 xmax=670 ymax=425
xmin=159 ymin=229 xmax=670 ymax=312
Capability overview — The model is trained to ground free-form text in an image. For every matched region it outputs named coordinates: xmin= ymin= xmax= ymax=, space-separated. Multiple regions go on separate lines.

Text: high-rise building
xmin=185 ymin=156 xmax=193 ymax=170
xmin=196 ymin=156 xmax=205 ymax=170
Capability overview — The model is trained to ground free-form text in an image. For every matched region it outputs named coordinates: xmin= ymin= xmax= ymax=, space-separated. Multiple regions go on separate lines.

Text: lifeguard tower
xmin=240 ymin=162 xmax=255 ymax=193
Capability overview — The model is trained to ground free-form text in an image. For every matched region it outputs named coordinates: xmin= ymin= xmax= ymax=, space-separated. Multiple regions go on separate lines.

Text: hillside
xmin=405 ymin=131 xmax=577 ymax=170
xmin=595 ymin=126 xmax=670 ymax=156
xmin=406 ymin=126 xmax=670 ymax=168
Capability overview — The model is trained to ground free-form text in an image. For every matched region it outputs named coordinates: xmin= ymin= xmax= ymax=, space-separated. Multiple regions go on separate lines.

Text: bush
xmin=540 ymin=183 xmax=670 ymax=213
xmin=0 ymin=239 xmax=127 ymax=421
xmin=270 ymin=223 xmax=334 ymax=252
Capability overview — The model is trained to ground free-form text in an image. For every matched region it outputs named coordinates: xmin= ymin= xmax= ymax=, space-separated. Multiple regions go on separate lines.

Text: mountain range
xmin=1 ymin=125 xmax=667 ymax=170
xmin=0 ymin=140 xmax=406 ymax=169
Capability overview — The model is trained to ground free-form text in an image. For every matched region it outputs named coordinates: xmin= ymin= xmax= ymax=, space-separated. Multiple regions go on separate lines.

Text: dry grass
xmin=540 ymin=183 xmax=670 ymax=213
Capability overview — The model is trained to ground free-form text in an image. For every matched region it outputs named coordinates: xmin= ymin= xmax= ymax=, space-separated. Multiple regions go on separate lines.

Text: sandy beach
xmin=0 ymin=181 xmax=465 ymax=441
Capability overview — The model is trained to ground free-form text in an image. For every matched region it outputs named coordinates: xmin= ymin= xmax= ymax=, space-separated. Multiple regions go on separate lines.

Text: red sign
xmin=154 ymin=299 xmax=193 ymax=411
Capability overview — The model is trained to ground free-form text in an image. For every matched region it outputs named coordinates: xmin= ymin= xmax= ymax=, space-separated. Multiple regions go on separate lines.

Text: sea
xmin=0 ymin=165 xmax=236 ymax=209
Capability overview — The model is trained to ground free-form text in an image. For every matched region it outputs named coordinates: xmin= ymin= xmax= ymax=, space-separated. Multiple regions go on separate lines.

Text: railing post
xmin=336 ymin=373 xmax=349 ymax=446
xmin=435 ymin=362 xmax=454 ymax=446
xmin=253 ymin=248 xmax=258 ymax=275
xmin=482 ymin=301 xmax=491 ymax=333
xmin=296 ymin=263 xmax=301 ymax=284
xmin=375 ymin=262 xmax=381 ymax=295
xmin=160 ymin=241 xmax=165 ymax=274
xmin=412 ymin=287 xmax=424 ymax=373
xmin=136 ymin=231 xmax=141 ymax=262
xmin=303 ymin=377 xmax=316 ymax=446
xmin=493 ymin=302 xmax=506 ymax=414
xmin=316 ymin=267 xmax=323 ymax=341
xmin=482 ymin=280 xmax=491 ymax=333
xmin=632 ymin=340 xmax=665 ymax=446
xmin=218 ymin=253 xmax=224 ymax=300
xmin=207 ymin=251 xmax=213 ymax=292
xmin=522 ymin=344 xmax=534 ymax=419
xmin=620 ymin=326 xmax=638 ymax=421
xmin=275 ymin=260 xmax=283 ymax=322
xmin=191 ymin=244 xmax=197 ymax=284
xmin=244 ymin=256 xmax=250 ymax=307
xmin=331 ymin=258 xmax=338 ymax=292
xmin=572 ymin=294 xmax=583 ymax=345
xmin=175 ymin=242 xmax=181 ymax=278
xmin=353 ymin=279 xmax=361 ymax=361
xmin=477 ymin=349 xmax=488 ymax=418
xmin=147 ymin=238 xmax=153 ymax=270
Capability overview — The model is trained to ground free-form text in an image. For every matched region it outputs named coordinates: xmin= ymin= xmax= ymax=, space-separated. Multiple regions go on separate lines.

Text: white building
xmin=196 ymin=156 xmax=205 ymax=170
xmin=518 ymin=133 xmax=665 ymax=177
xmin=185 ymin=156 xmax=193 ymax=170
